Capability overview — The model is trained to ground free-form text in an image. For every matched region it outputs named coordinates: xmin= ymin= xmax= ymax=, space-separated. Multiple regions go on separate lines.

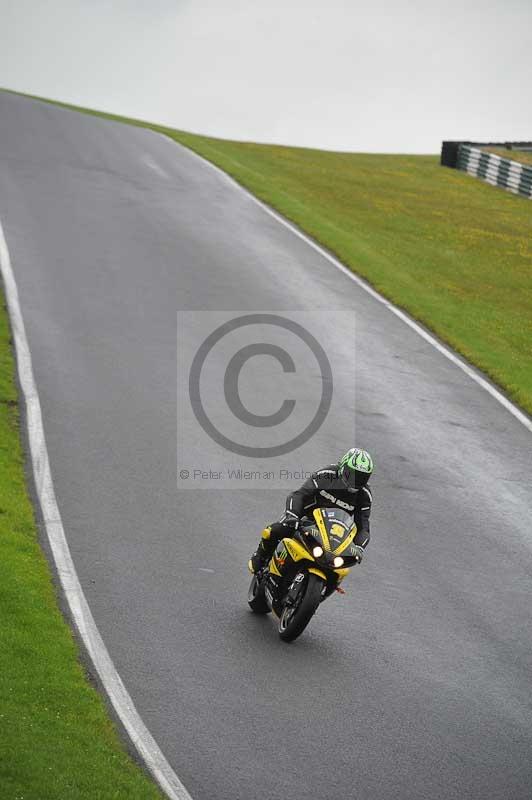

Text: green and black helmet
xmin=338 ymin=447 xmax=374 ymax=492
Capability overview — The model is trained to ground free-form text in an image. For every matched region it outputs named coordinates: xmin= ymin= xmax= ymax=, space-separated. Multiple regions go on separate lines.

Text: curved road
xmin=1 ymin=92 xmax=532 ymax=800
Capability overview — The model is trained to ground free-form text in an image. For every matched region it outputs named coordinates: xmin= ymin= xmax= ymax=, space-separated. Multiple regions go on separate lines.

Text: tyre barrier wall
xmin=441 ymin=141 xmax=532 ymax=199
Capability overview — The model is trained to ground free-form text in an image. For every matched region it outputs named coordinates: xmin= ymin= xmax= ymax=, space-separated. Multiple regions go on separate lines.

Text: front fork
xmin=285 ymin=571 xmax=328 ymax=614
xmin=284 ymin=572 xmax=306 ymax=606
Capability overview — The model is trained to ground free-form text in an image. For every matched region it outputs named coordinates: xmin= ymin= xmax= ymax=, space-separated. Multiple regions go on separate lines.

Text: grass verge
xmin=482 ymin=147 xmax=532 ymax=167
xmin=0 ymin=307 xmax=163 ymax=792
xmin=8 ymin=89 xmax=529 ymax=414
xmin=169 ymin=137 xmax=532 ymax=414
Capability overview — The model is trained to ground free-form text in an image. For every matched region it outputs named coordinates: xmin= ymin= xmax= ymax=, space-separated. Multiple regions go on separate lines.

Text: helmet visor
xmin=340 ymin=467 xmax=370 ymax=492
xmin=354 ymin=470 xmax=370 ymax=489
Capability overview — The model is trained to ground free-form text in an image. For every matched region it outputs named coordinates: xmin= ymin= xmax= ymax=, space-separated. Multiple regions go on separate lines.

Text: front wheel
xmin=248 ymin=574 xmax=270 ymax=614
xmin=278 ymin=572 xmax=324 ymax=642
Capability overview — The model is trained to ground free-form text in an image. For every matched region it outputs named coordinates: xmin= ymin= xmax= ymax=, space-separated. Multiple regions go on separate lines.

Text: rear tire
xmin=247 ymin=574 xmax=270 ymax=614
xmin=278 ymin=572 xmax=324 ymax=642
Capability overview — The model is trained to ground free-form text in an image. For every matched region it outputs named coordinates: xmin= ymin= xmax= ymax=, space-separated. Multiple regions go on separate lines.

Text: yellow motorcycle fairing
xmin=308 ymin=566 xmax=327 ymax=581
xmin=268 ymin=557 xmax=283 ymax=576
xmin=285 ymin=537 xmax=312 ymax=562
xmin=270 ymin=537 xmax=327 ymax=580
xmin=313 ymin=508 xmax=357 ymax=555
xmin=268 ymin=537 xmax=310 ymax=579
xmin=269 ymin=508 xmax=358 ymax=585
xmin=334 ymin=567 xmax=350 ymax=579
xmin=272 ymin=535 xmax=352 ymax=583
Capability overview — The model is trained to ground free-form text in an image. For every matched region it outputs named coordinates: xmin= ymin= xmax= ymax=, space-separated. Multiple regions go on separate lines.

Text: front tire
xmin=278 ymin=572 xmax=324 ymax=642
xmin=247 ymin=574 xmax=270 ymax=614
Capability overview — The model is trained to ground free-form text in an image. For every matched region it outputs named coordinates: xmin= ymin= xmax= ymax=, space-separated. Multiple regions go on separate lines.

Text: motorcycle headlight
xmin=333 ymin=556 xmax=344 ymax=568
xmin=312 ymin=546 xmax=323 ymax=558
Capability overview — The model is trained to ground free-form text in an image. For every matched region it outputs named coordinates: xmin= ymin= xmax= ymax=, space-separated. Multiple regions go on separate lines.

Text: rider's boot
xmin=248 ymin=527 xmax=274 ymax=574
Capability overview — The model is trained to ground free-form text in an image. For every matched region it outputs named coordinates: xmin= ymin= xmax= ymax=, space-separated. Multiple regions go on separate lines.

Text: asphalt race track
xmin=1 ymin=92 xmax=532 ymax=800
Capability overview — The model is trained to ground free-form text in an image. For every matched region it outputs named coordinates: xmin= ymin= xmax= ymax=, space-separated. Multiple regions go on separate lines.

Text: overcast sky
xmin=2 ymin=0 xmax=531 ymax=153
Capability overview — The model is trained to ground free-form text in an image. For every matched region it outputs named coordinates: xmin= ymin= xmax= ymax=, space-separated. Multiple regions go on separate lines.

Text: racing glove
xmin=280 ymin=510 xmax=300 ymax=530
xmin=352 ymin=545 xmax=364 ymax=564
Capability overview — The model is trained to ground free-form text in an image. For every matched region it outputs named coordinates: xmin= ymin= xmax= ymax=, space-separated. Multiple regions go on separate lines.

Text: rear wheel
xmin=278 ymin=572 xmax=324 ymax=642
xmin=247 ymin=574 xmax=270 ymax=614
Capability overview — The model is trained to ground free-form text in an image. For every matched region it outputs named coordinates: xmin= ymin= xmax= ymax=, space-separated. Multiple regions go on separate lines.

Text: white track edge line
xmin=159 ymin=133 xmax=532 ymax=434
xmin=0 ymin=219 xmax=192 ymax=800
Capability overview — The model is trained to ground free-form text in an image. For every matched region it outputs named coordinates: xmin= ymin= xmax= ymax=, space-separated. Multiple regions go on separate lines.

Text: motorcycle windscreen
xmin=314 ymin=508 xmax=356 ymax=554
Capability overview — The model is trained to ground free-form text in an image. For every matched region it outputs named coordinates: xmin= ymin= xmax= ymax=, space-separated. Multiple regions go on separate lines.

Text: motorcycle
xmin=247 ymin=507 xmax=363 ymax=642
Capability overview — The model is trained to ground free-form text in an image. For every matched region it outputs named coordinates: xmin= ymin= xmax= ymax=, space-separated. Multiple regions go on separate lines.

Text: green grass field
xmin=168 ymin=135 xmax=532 ymax=415
xmin=483 ymin=147 xmax=532 ymax=166
xmin=0 ymin=312 xmax=162 ymax=791
xmin=1 ymin=87 xmax=531 ymax=798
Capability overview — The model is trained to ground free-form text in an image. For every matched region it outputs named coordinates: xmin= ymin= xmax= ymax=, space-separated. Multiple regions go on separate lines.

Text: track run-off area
xmin=1 ymin=92 xmax=531 ymax=800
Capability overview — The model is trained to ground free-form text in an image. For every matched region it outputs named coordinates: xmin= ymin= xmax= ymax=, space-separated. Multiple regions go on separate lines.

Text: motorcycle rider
xmin=249 ymin=447 xmax=374 ymax=573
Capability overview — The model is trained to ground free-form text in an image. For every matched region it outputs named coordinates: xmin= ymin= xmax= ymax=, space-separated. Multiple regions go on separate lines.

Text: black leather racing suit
xmin=255 ymin=464 xmax=372 ymax=563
